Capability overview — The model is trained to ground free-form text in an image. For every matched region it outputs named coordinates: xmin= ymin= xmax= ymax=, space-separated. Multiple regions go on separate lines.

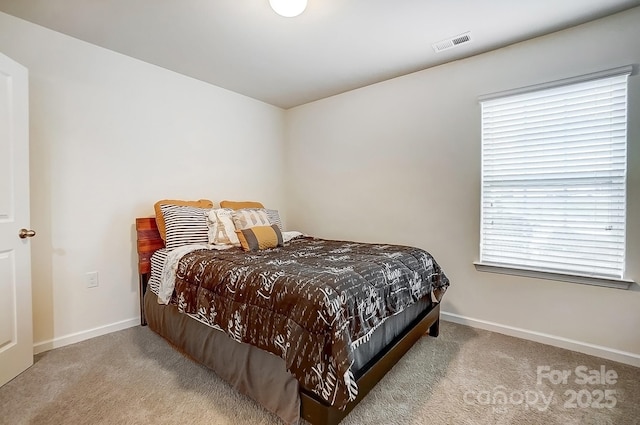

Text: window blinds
xmin=479 ymin=70 xmax=629 ymax=279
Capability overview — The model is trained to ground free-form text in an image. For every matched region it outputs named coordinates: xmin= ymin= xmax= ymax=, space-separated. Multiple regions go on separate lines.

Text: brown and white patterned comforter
xmin=171 ymin=236 xmax=449 ymax=409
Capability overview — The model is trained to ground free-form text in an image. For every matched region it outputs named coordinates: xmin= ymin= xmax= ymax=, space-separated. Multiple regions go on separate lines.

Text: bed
xmin=135 ymin=203 xmax=449 ymax=425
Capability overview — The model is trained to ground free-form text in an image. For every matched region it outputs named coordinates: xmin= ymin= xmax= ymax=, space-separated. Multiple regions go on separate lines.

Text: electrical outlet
xmin=86 ymin=271 xmax=99 ymax=288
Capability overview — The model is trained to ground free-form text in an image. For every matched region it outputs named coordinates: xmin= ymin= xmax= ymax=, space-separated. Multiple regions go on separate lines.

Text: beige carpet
xmin=1 ymin=321 xmax=638 ymax=425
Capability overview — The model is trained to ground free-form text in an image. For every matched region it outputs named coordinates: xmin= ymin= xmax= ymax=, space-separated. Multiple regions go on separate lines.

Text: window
xmin=477 ymin=66 xmax=632 ymax=288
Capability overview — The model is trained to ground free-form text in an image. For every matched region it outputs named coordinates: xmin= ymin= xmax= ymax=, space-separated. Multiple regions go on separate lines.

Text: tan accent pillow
xmin=236 ymin=225 xmax=283 ymax=251
xmin=154 ymin=199 xmax=214 ymax=241
xmin=232 ymin=208 xmax=271 ymax=230
xmin=219 ymin=200 xmax=264 ymax=210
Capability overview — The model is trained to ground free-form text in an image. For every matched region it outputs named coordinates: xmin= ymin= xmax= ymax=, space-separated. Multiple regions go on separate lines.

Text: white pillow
xmin=207 ymin=208 xmax=240 ymax=246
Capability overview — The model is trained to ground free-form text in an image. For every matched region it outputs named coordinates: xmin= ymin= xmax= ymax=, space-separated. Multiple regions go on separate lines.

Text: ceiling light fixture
xmin=269 ymin=0 xmax=307 ymax=17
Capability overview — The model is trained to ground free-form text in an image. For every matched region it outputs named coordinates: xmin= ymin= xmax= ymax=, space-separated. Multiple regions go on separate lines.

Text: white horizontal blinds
xmin=480 ymin=72 xmax=628 ymax=279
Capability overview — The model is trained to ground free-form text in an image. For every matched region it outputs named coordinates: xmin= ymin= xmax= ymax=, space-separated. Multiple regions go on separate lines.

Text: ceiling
xmin=1 ymin=0 xmax=639 ymax=109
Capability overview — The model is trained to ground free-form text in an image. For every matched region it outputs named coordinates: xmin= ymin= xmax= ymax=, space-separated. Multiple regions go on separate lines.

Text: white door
xmin=0 ymin=52 xmax=33 ymax=387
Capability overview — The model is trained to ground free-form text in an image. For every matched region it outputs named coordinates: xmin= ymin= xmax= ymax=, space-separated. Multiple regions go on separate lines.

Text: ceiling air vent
xmin=432 ymin=31 xmax=472 ymax=53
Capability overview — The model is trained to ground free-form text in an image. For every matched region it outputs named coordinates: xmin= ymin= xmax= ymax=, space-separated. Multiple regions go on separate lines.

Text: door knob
xmin=19 ymin=228 xmax=36 ymax=239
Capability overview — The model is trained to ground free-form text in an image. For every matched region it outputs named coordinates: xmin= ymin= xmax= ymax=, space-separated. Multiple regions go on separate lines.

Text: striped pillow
xmin=153 ymin=199 xmax=214 ymax=241
xmin=160 ymin=204 xmax=210 ymax=251
xmin=236 ymin=225 xmax=283 ymax=252
xmin=232 ymin=208 xmax=271 ymax=230
xmin=265 ymin=209 xmax=283 ymax=231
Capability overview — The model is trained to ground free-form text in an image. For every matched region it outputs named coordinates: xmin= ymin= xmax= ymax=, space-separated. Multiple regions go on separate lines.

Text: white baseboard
xmin=33 ymin=317 xmax=140 ymax=355
xmin=441 ymin=311 xmax=640 ymax=368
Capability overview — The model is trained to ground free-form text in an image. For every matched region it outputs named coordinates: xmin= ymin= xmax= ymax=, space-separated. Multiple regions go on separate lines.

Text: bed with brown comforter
xmin=136 ymin=217 xmax=449 ymax=424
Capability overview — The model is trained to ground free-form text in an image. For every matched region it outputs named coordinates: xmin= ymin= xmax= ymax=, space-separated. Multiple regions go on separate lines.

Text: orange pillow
xmin=236 ymin=225 xmax=283 ymax=251
xmin=154 ymin=199 xmax=214 ymax=241
xmin=219 ymin=200 xmax=264 ymax=210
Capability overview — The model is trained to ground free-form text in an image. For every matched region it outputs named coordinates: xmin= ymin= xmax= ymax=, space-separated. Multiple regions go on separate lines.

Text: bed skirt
xmin=144 ymin=289 xmax=302 ymax=424
xmin=144 ymin=289 xmax=436 ymax=424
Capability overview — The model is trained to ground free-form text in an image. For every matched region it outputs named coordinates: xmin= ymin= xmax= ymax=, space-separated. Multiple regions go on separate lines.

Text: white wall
xmin=285 ymin=8 xmax=640 ymax=365
xmin=0 ymin=12 xmax=285 ymax=352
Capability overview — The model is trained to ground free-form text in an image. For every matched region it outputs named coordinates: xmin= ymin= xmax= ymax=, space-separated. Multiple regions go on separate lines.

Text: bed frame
xmin=135 ymin=217 xmax=441 ymax=425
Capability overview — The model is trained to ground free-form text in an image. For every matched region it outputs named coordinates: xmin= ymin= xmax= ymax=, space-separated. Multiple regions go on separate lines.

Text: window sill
xmin=473 ymin=262 xmax=634 ymax=290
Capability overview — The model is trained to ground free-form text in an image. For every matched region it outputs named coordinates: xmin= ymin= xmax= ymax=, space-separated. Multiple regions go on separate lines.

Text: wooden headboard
xmin=135 ymin=217 xmax=164 ymax=325
xmin=136 ymin=217 xmax=164 ymax=275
